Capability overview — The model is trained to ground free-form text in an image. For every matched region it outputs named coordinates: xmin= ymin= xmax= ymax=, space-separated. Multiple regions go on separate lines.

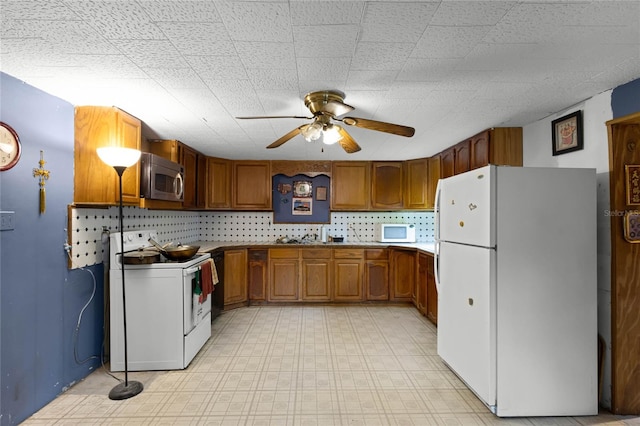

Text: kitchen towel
xmin=199 ymin=259 xmax=218 ymax=303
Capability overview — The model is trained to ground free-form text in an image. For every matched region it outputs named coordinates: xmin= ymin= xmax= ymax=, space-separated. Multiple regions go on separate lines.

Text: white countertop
xmin=195 ymin=241 xmax=435 ymax=254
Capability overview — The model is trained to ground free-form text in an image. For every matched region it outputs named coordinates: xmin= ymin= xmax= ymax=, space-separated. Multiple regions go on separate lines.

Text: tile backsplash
xmin=68 ymin=207 xmax=434 ymax=269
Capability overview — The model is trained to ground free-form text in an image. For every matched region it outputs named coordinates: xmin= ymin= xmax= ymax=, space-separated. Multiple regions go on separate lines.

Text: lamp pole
xmin=97 ymin=147 xmax=143 ymax=400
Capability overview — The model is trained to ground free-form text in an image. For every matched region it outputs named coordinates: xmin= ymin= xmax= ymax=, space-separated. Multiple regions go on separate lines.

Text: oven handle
xmin=184 ymin=264 xmax=201 ymax=275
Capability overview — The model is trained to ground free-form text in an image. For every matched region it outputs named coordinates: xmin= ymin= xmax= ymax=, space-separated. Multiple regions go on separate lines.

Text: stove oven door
xmin=183 ymin=263 xmax=212 ymax=334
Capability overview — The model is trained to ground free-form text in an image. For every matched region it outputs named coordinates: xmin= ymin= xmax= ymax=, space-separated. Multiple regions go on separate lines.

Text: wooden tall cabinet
xmin=331 ymin=161 xmax=370 ymax=210
xmin=74 ymin=106 xmax=142 ymax=205
xmin=371 ymin=162 xmax=404 ymax=209
xmin=606 ymin=112 xmax=640 ymax=414
xmin=232 ymin=161 xmax=271 ymax=210
xmin=206 ymin=157 xmax=232 ymax=209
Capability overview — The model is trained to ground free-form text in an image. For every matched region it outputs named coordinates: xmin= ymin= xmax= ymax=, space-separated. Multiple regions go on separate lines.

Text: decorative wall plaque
xmin=625 ymin=165 xmax=640 ymax=206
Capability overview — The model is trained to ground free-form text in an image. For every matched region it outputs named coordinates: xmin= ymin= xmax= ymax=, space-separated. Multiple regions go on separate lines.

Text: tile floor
xmin=24 ymin=305 xmax=640 ymax=425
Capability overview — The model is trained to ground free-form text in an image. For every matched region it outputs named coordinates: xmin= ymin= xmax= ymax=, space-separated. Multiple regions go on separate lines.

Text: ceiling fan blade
xmin=266 ymin=125 xmax=306 ymax=149
xmin=236 ymin=115 xmax=312 ymax=120
xmin=337 ymin=127 xmax=361 ymax=154
xmin=341 ymin=117 xmax=415 ymax=137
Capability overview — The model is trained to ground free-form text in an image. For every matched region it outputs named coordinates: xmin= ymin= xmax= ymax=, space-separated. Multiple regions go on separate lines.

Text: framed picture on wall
xmin=551 ymin=110 xmax=583 ymax=156
xmin=292 ymin=197 xmax=312 ymax=215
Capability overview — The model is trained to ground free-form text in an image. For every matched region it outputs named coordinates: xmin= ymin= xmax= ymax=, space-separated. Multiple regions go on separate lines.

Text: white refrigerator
xmin=434 ymin=165 xmax=598 ymax=417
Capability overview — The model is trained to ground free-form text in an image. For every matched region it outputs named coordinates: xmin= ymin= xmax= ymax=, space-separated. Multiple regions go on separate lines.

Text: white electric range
xmin=109 ymin=230 xmax=211 ymax=371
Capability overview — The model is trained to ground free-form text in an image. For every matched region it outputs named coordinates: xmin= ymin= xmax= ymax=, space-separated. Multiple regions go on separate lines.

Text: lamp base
xmin=108 ymin=380 xmax=144 ymax=400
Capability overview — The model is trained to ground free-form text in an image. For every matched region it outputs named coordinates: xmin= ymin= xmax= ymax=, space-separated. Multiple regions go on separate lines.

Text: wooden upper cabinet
xmin=470 ymin=131 xmax=490 ymax=170
xmin=232 ymin=160 xmax=271 ymax=210
xmin=453 ymin=139 xmax=471 ymax=174
xmin=206 ymin=157 xmax=231 ymax=209
xmin=74 ymin=106 xmax=142 ymax=206
xmin=404 ymin=158 xmax=429 ymax=210
xmin=371 ymin=162 xmax=404 ymax=210
xmin=147 ymin=139 xmax=206 ymax=209
xmin=178 ymin=144 xmax=202 ymax=209
xmin=427 ymin=156 xmax=441 ymax=209
xmin=331 ymin=161 xmax=371 ymax=210
xmin=488 ymin=127 xmax=523 ymax=167
xmin=439 ymin=148 xmax=455 ymax=179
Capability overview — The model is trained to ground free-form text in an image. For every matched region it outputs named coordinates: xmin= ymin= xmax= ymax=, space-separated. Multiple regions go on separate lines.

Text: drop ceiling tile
xmin=246 ymin=68 xmax=299 ymax=90
xmin=345 ymin=70 xmax=398 ymax=91
xmin=109 ymin=39 xmax=183 ymax=68
xmin=1 ymin=0 xmax=76 ymax=20
xmin=430 ymin=1 xmax=514 ymax=26
xmin=362 ymin=2 xmax=438 ymax=27
xmin=144 ymin=67 xmax=208 ymax=89
xmin=156 ymin=22 xmax=235 ymax=56
xmin=396 ymin=58 xmax=461 ymax=82
xmin=351 ymin=42 xmax=414 ymax=71
xmin=138 ymin=1 xmax=223 ymax=22
xmin=297 ymin=57 xmax=350 ymax=81
xmin=216 ymin=1 xmax=292 ymax=42
xmin=359 ymin=2 xmax=436 ymax=43
xmin=413 ymin=26 xmax=492 ymax=59
xmin=290 ymin=1 xmax=364 ymax=25
xmin=293 ymin=25 xmax=360 ymax=57
xmin=186 ymin=55 xmax=248 ymax=80
xmin=235 ymin=42 xmax=296 ymax=69
xmin=64 ymin=1 xmax=166 ymax=40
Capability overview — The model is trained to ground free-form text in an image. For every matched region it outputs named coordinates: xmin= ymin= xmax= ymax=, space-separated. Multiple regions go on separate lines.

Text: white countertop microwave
xmin=376 ymin=223 xmax=416 ymax=243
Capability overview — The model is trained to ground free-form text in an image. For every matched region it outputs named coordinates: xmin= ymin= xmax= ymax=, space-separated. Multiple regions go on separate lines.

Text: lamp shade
xmin=97 ymin=147 xmax=141 ymax=168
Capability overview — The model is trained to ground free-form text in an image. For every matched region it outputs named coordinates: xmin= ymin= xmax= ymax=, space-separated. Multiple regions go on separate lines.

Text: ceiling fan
xmin=236 ymin=90 xmax=415 ymax=154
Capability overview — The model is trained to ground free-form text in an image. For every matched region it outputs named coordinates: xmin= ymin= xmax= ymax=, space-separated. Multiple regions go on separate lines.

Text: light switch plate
xmin=0 ymin=211 xmax=15 ymax=231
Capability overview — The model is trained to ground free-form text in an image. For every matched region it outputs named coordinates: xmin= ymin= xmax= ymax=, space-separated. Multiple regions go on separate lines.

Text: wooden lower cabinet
xmin=301 ymin=249 xmax=332 ymax=301
xmin=425 ymin=252 xmax=438 ymax=324
xmin=416 ymin=252 xmax=428 ymax=315
xmin=248 ymin=249 xmax=267 ymax=302
xmin=389 ymin=248 xmax=416 ymax=302
xmin=365 ymin=249 xmax=389 ymax=300
xmin=334 ymin=249 xmax=364 ymax=301
xmin=224 ymin=249 xmax=248 ymax=306
xmin=269 ymin=248 xmax=299 ymax=301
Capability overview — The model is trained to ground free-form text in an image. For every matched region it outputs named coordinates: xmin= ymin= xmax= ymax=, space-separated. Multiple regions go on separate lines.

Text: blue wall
xmin=611 ymin=78 xmax=640 ymax=118
xmin=0 ymin=73 xmax=103 ymax=426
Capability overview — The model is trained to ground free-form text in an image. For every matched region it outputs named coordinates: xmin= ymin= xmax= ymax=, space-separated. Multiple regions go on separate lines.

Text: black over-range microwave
xmin=140 ymin=152 xmax=184 ymax=202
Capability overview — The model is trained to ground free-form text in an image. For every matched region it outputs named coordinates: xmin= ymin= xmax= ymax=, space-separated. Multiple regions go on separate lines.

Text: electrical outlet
xmin=0 ymin=211 xmax=15 ymax=231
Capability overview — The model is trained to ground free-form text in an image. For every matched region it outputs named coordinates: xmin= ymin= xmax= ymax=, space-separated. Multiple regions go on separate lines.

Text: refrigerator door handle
xmin=434 ymin=178 xmax=442 ymax=242
xmin=434 ymin=241 xmax=441 ymax=293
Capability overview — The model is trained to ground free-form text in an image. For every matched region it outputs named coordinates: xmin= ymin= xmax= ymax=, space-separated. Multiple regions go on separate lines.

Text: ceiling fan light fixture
xmin=302 ymin=121 xmax=323 ymax=142
xmin=322 ymin=124 xmax=342 ymax=145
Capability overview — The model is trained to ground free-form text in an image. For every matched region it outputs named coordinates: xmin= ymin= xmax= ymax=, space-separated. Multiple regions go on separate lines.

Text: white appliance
xmin=109 ymin=230 xmax=211 ymax=371
xmin=434 ymin=165 xmax=597 ymax=417
xmin=375 ymin=223 xmax=416 ymax=243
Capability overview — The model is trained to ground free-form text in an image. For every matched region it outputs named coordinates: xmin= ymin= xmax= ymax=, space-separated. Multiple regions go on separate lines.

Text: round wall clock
xmin=0 ymin=122 xmax=22 ymax=171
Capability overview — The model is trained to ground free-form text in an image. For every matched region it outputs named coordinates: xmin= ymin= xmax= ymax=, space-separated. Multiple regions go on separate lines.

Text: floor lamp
xmin=97 ymin=146 xmax=144 ymax=400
